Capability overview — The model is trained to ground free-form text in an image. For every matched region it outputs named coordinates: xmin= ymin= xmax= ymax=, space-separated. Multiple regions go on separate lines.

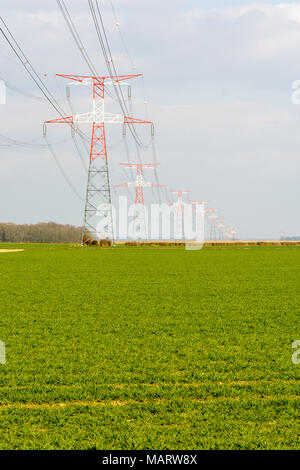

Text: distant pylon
xmin=217 ymin=217 xmax=226 ymax=241
xmin=230 ymin=226 xmax=238 ymax=241
xmin=192 ymin=200 xmax=209 ymax=214
xmin=115 ymin=163 xmax=164 ymax=240
xmin=206 ymin=208 xmax=220 ymax=241
xmin=223 ymin=226 xmax=232 ymax=241
xmin=191 ymin=200 xmax=208 ymax=235
xmin=170 ymin=190 xmax=190 ymax=240
xmin=44 ymin=73 xmax=153 ymax=244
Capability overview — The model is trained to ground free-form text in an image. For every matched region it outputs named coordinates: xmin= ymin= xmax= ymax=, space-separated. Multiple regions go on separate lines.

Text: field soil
xmin=0 ymin=249 xmax=24 ymax=253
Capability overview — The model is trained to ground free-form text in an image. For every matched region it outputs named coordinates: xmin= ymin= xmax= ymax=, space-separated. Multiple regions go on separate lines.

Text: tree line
xmin=280 ymin=236 xmax=300 ymax=241
xmin=0 ymin=222 xmax=83 ymax=243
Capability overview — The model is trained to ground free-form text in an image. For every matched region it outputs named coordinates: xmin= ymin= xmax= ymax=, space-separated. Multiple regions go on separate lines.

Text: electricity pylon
xmin=44 ymin=73 xmax=152 ymax=244
xmin=223 ymin=226 xmax=231 ymax=241
xmin=115 ymin=163 xmax=164 ymax=240
xmin=169 ymin=190 xmax=190 ymax=240
xmin=206 ymin=208 xmax=220 ymax=241
xmin=192 ymin=200 xmax=208 ymax=217
xmin=191 ymin=200 xmax=208 ymax=237
xmin=230 ymin=226 xmax=238 ymax=241
xmin=217 ymin=218 xmax=226 ymax=241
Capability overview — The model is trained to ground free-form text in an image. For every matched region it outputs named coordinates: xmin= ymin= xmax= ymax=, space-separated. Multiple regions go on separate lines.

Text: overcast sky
xmin=1 ymin=0 xmax=300 ymax=239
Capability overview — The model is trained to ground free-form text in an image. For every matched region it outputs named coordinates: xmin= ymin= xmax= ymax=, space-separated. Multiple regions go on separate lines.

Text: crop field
xmin=0 ymin=244 xmax=299 ymax=450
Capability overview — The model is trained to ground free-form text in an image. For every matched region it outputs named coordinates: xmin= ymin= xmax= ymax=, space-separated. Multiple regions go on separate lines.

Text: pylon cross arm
xmin=120 ymin=163 xmax=159 ymax=169
xmin=115 ymin=182 xmax=164 ymax=188
xmin=72 ymin=111 xmax=124 ymax=124
xmin=124 ymin=116 xmax=152 ymax=125
xmin=45 ymin=113 xmax=152 ymax=125
xmin=44 ymin=116 xmax=73 ymax=124
xmin=56 ymin=73 xmax=142 ymax=83
xmin=103 ymin=112 xmax=124 ymax=124
xmin=73 ymin=112 xmax=95 ymax=123
xmin=115 ymin=182 xmax=140 ymax=188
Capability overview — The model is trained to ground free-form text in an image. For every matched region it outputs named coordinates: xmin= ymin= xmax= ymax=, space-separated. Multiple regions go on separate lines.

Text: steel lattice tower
xmin=192 ymin=200 xmax=208 ymax=235
xmin=206 ymin=208 xmax=220 ymax=241
xmin=217 ymin=218 xmax=226 ymax=241
xmin=230 ymin=226 xmax=237 ymax=241
xmin=44 ymin=73 xmax=152 ymax=244
xmin=169 ymin=191 xmax=190 ymax=240
xmin=115 ymin=163 xmax=164 ymax=240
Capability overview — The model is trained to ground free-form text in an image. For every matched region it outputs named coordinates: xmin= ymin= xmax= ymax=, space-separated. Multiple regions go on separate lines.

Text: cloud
xmin=124 ymin=2 xmax=300 ymax=89
xmin=183 ymin=3 xmax=300 ymax=61
xmin=1 ymin=1 xmax=300 ymax=238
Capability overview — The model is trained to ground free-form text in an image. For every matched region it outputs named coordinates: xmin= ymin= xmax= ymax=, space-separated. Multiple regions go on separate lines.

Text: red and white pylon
xmin=115 ymin=163 xmax=164 ymax=240
xmin=217 ymin=217 xmax=226 ymax=241
xmin=223 ymin=226 xmax=232 ymax=241
xmin=223 ymin=226 xmax=229 ymax=240
xmin=192 ymin=200 xmax=209 ymax=215
xmin=191 ymin=200 xmax=208 ymax=237
xmin=206 ymin=208 xmax=220 ymax=241
xmin=229 ymin=226 xmax=238 ymax=241
xmin=192 ymin=200 xmax=209 ymax=207
xmin=44 ymin=73 xmax=153 ymax=243
xmin=169 ymin=190 xmax=190 ymax=240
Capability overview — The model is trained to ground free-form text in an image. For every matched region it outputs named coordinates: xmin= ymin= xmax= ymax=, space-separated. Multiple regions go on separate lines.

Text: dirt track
xmin=0 ymin=249 xmax=24 ymax=253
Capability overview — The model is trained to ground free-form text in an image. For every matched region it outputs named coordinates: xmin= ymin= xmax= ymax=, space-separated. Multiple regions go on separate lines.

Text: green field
xmin=0 ymin=244 xmax=299 ymax=449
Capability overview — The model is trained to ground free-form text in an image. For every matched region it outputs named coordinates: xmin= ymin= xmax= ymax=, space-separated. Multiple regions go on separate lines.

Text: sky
xmin=1 ymin=0 xmax=300 ymax=239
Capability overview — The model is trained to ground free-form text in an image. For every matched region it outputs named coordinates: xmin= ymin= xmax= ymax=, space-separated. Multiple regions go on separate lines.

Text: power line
xmin=107 ymin=0 xmax=162 ymax=202
xmin=57 ymin=0 xmax=154 ymax=207
xmin=0 ymin=133 xmax=71 ymax=149
xmin=71 ymin=133 xmax=88 ymax=172
xmin=0 ymin=75 xmax=46 ymax=102
xmin=0 ymin=17 xmax=66 ymax=120
xmin=88 ymin=0 xmax=148 ymax=148
xmin=109 ymin=0 xmax=135 ymax=69
xmin=44 ymin=135 xmax=85 ymax=202
xmin=0 ymin=15 xmax=90 ymax=143
xmin=0 ymin=14 xmax=92 ymax=195
xmin=95 ymin=0 xmax=144 ymax=145
xmin=109 ymin=0 xmax=149 ymax=118
xmin=56 ymin=0 xmax=115 ymax=101
xmin=57 ymin=0 xmax=98 ymax=76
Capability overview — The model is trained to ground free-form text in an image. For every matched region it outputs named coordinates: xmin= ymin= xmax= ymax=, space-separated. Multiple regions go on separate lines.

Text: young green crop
xmin=0 ymin=244 xmax=299 ymax=449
